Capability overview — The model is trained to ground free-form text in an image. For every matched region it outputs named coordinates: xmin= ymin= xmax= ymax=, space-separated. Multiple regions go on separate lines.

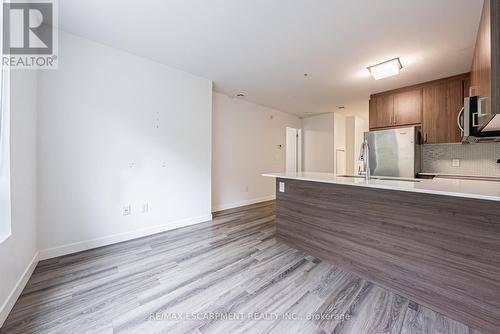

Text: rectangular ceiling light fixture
xmin=367 ymin=58 xmax=402 ymax=80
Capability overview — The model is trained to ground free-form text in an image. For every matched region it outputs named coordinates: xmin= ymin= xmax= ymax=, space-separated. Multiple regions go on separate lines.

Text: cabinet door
xmin=393 ymin=89 xmax=422 ymax=126
xmin=463 ymin=78 xmax=471 ymax=98
xmin=422 ymin=79 xmax=464 ymax=144
xmin=447 ymin=79 xmax=466 ymax=143
xmin=423 ymin=84 xmax=446 ymax=144
xmin=369 ymin=95 xmax=394 ymax=129
xmin=470 ymin=0 xmax=491 ymax=99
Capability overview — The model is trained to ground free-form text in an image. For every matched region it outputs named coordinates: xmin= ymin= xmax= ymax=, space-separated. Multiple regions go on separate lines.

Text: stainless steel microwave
xmin=458 ymin=96 xmax=500 ymax=143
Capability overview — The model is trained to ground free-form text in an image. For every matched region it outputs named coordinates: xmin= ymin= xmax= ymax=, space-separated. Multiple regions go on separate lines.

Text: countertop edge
xmin=263 ymin=173 xmax=500 ymax=202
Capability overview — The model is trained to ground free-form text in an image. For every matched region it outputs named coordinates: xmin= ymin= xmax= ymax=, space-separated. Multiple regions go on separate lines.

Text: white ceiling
xmin=58 ymin=0 xmax=484 ymax=116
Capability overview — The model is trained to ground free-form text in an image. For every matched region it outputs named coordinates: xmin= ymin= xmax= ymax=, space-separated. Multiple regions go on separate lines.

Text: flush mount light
xmin=367 ymin=58 xmax=402 ymax=80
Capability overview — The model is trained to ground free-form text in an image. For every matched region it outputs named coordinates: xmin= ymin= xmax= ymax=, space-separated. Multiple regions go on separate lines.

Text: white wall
xmin=0 ymin=70 xmax=11 ymax=240
xmin=339 ymin=100 xmax=369 ymax=175
xmin=0 ymin=70 xmax=38 ymax=326
xmin=302 ymin=113 xmax=335 ymax=173
xmin=212 ymin=93 xmax=301 ymax=211
xmin=346 ymin=116 xmax=367 ymax=175
xmin=301 ymin=100 xmax=368 ymax=175
xmin=37 ymin=32 xmax=213 ymax=258
xmin=340 ymin=100 xmax=369 ymax=126
xmin=334 ymin=113 xmax=346 ymax=175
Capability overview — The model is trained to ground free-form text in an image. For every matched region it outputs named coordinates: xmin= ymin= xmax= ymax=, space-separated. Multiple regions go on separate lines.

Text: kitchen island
xmin=263 ymin=172 xmax=500 ymax=333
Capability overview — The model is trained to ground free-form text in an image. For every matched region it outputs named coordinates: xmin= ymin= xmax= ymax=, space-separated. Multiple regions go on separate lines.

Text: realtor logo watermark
xmin=2 ymin=0 xmax=58 ymax=69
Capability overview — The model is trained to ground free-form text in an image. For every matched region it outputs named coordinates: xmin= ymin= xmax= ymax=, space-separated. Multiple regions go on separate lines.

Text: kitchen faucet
xmin=358 ymin=139 xmax=371 ymax=180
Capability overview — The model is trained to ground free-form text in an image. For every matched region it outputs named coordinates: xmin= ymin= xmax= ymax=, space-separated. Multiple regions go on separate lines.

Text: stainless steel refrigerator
xmin=364 ymin=126 xmax=421 ymax=178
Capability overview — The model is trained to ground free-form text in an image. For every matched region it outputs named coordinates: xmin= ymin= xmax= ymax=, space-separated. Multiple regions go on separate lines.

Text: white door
xmin=286 ymin=127 xmax=302 ymax=173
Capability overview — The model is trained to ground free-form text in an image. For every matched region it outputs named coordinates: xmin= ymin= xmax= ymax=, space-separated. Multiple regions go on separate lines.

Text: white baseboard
xmin=0 ymin=251 xmax=39 ymax=328
xmin=213 ymin=195 xmax=276 ymax=212
xmin=38 ymin=214 xmax=212 ymax=261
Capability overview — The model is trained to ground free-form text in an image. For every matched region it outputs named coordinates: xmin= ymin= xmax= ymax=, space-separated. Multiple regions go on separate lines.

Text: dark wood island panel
xmin=275 ymin=178 xmax=500 ymax=333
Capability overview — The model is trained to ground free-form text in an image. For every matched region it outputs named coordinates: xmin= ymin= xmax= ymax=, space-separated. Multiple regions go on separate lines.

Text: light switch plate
xmin=279 ymin=182 xmax=285 ymax=193
xmin=452 ymin=159 xmax=460 ymax=167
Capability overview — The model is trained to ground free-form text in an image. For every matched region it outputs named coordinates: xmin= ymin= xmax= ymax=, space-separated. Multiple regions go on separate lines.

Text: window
xmin=0 ymin=0 xmax=12 ymax=242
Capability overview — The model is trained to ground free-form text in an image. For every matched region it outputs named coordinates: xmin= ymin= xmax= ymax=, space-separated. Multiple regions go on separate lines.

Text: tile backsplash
xmin=422 ymin=142 xmax=500 ymax=177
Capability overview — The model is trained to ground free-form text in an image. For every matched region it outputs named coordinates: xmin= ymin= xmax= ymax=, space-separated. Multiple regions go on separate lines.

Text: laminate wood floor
xmin=1 ymin=201 xmax=482 ymax=334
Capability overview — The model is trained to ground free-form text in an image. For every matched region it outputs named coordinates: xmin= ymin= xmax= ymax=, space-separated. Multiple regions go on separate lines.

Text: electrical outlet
xmin=123 ymin=205 xmax=131 ymax=216
xmin=452 ymin=159 xmax=460 ymax=167
xmin=279 ymin=182 xmax=285 ymax=193
xmin=141 ymin=203 xmax=149 ymax=213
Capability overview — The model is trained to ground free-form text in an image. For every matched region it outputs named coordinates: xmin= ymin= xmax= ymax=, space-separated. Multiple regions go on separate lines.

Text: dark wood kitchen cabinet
xmin=463 ymin=77 xmax=471 ymax=98
xmin=369 ymin=94 xmax=394 ymax=129
xmin=470 ymin=0 xmax=500 ymax=126
xmin=369 ymin=73 xmax=470 ymax=143
xmin=369 ymin=88 xmax=422 ymax=129
xmin=393 ymin=89 xmax=422 ymax=126
xmin=422 ymin=78 xmax=465 ymax=144
xmin=471 ymin=0 xmax=492 ymax=99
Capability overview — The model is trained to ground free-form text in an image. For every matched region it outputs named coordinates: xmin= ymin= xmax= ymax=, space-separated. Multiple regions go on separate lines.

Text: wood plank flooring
xmin=1 ymin=201 xmax=483 ymax=334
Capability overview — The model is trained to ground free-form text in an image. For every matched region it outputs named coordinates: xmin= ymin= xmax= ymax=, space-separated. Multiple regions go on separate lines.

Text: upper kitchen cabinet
xmin=369 ymin=74 xmax=470 ymax=143
xmin=422 ymin=76 xmax=467 ymax=144
xmin=393 ymin=89 xmax=422 ymax=126
xmin=471 ymin=0 xmax=491 ymax=99
xmin=470 ymin=0 xmax=500 ymax=127
xmin=369 ymin=88 xmax=422 ymax=129
xmin=369 ymin=94 xmax=394 ymax=129
xmin=463 ymin=77 xmax=471 ymax=98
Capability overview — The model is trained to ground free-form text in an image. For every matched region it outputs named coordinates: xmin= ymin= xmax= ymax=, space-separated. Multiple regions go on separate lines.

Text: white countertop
xmin=418 ymin=172 xmax=500 ymax=181
xmin=263 ymin=172 xmax=500 ymax=202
